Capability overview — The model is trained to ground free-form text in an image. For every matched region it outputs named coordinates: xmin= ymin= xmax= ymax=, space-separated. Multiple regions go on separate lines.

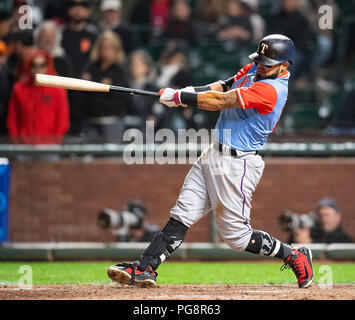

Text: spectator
xmin=215 ymin=0 xmax=253 ymax=44
xmin=130 ymin=0 xmax=171 ymax=38
xmin=43 ymin=0 xmax=68 ymax=25
xmin=325 ymin=88 xmax=355 ymax=136
xmin=8 ymin=30 xmax=36 ymax=81
xmin=61 ymin=0 xmax=97 ymax=135
xmin=149 ymin=0 xmax=171 ymax=36
xmin=241 ymin=0 xmax=265 ymax=43
xmin=155 ymin=41 xmax=192 ymax=131
xmin=163 ymin=0 xmax=198 ymax=46
xmin=61 ymin=0 xmax=97 ymax=77
xmin=82 ymin=30 xmax=131 ymax=143
xmin=267 ymin=0 xmax=316 ymax=80
xmin=0 ymin=11 xmax=14 ymax=138
xmin=155 ymin=41 xmax=191 ymax=89
xmin=99 ymin=0 xmax=138 ymax=55
xmin=299 ymin=0 xmax=338 ymax=92
xmin=300 ymin=0 xmax=338 ymax=68
xmin=35 ymin=20 xmax=74 ymax=77
xmin=11 ymin=0 xmax=43 ymax=31
xmin=0 ymin=10 xmax=12 ymax=42
xmin=0 ymin=10 xmax=15 ymax=78
xmin=6 ymin=49 xmax=69 ymax=145
xmin=128 ymin=49 xmax=160 ymax=129
xmin=0 ymin=40 xmax=14 ymax=137
xmin=291 ymin=198 xmax=353 ymax=244
xmin=197 ymin=0 xmax=229 ymax=25
xmin=195 ymin=0 xmax=229 ymax=39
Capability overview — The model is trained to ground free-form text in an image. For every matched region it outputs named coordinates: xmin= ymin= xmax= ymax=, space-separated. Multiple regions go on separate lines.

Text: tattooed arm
xmin=196 ymin=90 xmax=241 ymax=111
xmin=160 ymin=87 xmax=242 ymax=111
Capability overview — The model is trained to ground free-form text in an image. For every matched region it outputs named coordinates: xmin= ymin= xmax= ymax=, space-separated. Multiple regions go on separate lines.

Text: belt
xmin=218 ymin=142 xmax=258 ymax=157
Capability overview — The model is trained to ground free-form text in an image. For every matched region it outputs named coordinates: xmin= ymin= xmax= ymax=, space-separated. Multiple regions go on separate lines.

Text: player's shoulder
xmin=255 ymin=77 xmax=289 ymax=103
xmin=233 ymin=63 xmax=256 ymax=82
xmin=256 ymin=79 xmax=287 ymax=97
xmin=242 ymin=80 xmax=278 ymax=99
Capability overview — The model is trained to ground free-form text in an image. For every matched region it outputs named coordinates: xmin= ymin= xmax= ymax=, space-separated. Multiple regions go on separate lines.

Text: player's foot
xmin=281 ymin=246 xmax=313 ymax=288
xmin=107 ymin=261 xmax=158 ymax=288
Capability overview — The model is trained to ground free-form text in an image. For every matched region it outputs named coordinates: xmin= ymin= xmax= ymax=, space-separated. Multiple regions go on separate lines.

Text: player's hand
xmin=159 ymin=88 xmax=184 ymax=107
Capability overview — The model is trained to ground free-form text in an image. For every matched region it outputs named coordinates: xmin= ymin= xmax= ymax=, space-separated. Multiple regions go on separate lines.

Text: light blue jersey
xmin=214 ymin=63 xmax=290 ymax=151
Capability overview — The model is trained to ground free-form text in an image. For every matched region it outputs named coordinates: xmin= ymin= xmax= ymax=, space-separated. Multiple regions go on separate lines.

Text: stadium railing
xmin=0 ymin=242 xmax=354 ymax=261
xmin=1 ymin=141 xmax=355 ymax=157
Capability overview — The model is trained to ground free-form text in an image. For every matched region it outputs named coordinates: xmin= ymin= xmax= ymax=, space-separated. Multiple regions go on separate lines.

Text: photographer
xmin=98 ymin=200 xmax=160 ymax=242
xmin=282 ymin=198 xmax=353 ymax=244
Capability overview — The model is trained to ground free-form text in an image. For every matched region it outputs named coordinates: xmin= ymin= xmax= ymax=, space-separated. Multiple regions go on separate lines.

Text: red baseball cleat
xmin=281 ymin=246 xmax=314 ymax=288
xmin=107 ymin=261 xmax=158 ymax=288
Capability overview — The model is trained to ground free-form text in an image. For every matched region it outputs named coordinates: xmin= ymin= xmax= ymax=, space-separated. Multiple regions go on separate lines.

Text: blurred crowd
xmin=0 ymin=0 xmax=351 ymax=145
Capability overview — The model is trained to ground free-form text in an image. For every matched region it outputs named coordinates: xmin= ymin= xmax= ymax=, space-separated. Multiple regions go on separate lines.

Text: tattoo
xmin=223 ymin=91 xmax=239 ymax=108
xmin=197 ymin=90 xmax=241 ymax=111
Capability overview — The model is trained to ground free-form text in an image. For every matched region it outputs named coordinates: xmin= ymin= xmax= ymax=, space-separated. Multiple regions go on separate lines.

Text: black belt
xmin=218 ymin=143 xmax=258 ymax=157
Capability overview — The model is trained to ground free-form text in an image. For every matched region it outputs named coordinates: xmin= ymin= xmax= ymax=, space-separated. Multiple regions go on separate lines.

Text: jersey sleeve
xmin=235 ymin=81 xmax=278 ymax=114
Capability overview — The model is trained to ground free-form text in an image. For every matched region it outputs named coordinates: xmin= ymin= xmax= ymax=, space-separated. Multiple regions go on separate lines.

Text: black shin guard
xmin=245 ymin=230 xmax=290 ymax=260
xmin=139 ymin=218 xmax=189 ymax=270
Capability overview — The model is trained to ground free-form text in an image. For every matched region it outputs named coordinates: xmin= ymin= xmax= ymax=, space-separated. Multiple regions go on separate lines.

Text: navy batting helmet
xmin=249 ymin=34 xmax=296 ymax=66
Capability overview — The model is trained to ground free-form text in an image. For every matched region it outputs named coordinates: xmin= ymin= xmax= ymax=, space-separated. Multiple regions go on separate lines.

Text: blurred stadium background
xmin=0 ymin=0 xmax=355 ymax=261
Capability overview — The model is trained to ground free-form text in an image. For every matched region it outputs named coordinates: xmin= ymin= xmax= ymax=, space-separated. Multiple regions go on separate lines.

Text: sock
xmin=275 ymin=242 xmax=291 ymax=260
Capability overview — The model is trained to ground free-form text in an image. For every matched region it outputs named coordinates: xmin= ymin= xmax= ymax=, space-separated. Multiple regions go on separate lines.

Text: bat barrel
xmin=35 ymin=74 xmax=110 ymax=92
xmin=34 ymin=74 xmax=160 ymax=98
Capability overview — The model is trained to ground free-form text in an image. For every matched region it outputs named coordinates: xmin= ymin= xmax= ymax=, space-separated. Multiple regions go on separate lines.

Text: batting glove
xmin=159 ymin=88 xmax=184 ymax=107
xmin=181 ymin=86 xmax=195 ymax=93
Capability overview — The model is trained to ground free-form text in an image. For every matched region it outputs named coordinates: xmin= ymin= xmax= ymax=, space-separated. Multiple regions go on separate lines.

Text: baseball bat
xmin=35 ymin=74 xmax=160 ymax=97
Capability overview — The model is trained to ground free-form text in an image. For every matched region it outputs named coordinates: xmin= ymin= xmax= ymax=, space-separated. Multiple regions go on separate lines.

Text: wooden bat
xmin=35 ymin=74 xmax=160 ymax=97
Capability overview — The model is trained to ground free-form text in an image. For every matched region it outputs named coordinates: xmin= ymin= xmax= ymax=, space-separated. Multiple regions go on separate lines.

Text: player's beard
xmin=254 ymin=72 xmax=278 ymax=82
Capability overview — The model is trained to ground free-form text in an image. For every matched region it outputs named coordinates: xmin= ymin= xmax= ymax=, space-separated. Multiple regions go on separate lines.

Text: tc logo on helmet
xmin=260 ymin=43 xmax=269 ymax=55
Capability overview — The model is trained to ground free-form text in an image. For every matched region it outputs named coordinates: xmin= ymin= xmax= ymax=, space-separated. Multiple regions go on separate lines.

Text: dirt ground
xmin=0 ymin=283 xmax=354 ymax=300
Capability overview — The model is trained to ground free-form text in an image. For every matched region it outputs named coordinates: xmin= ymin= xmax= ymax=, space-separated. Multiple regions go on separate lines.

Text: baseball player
xmin=108 ymin=34 xmax=314 ymax=288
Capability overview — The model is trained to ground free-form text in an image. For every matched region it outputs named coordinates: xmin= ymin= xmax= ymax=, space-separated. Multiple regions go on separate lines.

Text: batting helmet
xmin=249 ymin=34 xmax=296 ymax=66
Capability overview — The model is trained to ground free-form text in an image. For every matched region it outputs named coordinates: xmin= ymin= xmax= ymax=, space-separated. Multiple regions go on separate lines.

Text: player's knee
xmin=219 ymin=229 xmax=252 ymax=252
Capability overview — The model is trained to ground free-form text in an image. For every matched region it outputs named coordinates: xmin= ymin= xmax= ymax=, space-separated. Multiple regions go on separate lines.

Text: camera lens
xmin=97 ymin=211 xmax=111 ymax=229
xmin=278 ymin=213 xmax=293 ymax=232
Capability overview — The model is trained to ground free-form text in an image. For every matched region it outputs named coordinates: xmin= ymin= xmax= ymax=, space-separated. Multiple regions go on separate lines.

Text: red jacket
xmin=7 ymin=50 xmax=70 ymax=145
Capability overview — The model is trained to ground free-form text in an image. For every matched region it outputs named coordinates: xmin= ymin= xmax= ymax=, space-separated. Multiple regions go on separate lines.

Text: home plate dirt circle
xmin=0 ymin=284 xmax=354 ymax=300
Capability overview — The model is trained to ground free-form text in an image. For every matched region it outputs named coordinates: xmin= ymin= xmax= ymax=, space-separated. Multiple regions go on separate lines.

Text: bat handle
xmin=109 ymin=85 xmax=160 ymax=97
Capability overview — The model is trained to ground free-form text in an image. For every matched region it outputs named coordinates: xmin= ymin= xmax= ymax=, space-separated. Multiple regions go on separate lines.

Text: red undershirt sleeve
xmin=235 ymin=81 xmax=278 ymax=114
